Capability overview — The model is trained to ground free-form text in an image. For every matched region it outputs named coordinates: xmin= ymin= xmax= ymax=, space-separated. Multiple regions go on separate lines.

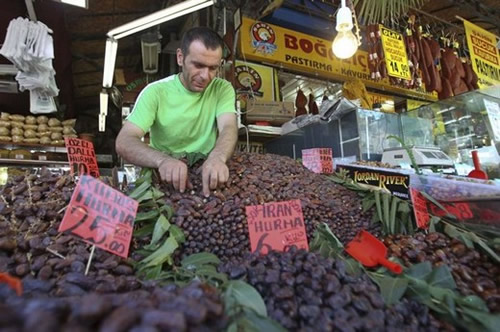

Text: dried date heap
xmin=385 ymin=232 xmax=500 ymax=312
xmin=221 ymin=247 xmax=441 ymax=331
xmin=160 ymin=152 xmax=377 ymax=261
xmin=0 ymin=281 xmax=227 ymax=332
xmin=0 ymin=170 xmax=141 ymax=297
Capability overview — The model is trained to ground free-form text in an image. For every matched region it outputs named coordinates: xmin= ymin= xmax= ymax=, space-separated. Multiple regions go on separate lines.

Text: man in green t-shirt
xmin=116 ymin=27 xmax=237 ymax=197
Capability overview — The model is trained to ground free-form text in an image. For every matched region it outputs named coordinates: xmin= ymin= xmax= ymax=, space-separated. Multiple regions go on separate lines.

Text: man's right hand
xmin=157 ymin=157 xmax=189 ymax=193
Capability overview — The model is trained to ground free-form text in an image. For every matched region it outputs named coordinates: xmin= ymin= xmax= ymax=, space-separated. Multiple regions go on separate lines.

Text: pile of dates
xmin=159 ymin=152 xmax=377 ymax=262
xmin=221 ymin=247 xmax=451 ymax=331
xmin=0 ymin=281 xmax=226 ymax=332
xmin=0 ymin=169 xmax=141 ymax=296
xmin=384 ymin=232 xmax=499 ymax=312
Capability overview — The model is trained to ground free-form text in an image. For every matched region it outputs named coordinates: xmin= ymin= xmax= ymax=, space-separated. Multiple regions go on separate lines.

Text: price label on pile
xmin=380 ymin=25 xmax=411 ymax=80
xmin=302 ymin=148 xmax=333 ymax=174
xmin=58 ymin=175 xmax=138 ymax=258
xmin=245 ymin=200 xmax=308 ymax=254
xmin=428 ymin=202 xmax=474 ymax=220
xmin=410 ymin=188 xmax=431 ymax=229
xmin=65 ymin=137 xmax=100 ymax=178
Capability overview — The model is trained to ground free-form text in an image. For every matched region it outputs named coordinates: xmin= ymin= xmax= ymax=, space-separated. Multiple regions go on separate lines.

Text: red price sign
xmin=245 ymin=199 xmax=308 ymax=254
xmin=302 ymin=148 xmax=333 ymax=174
xmin=410 ymin=188 xmax=430 ymax=229
xmin=65 ymin=137 xmax=100 ymax=178
xmin=58 ymin=175 xmax=138 ymax=258
xmin=429 ymin=202 xmax=474 ymax=220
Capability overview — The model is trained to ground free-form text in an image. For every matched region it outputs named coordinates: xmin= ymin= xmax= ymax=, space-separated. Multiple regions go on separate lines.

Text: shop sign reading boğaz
xmin=240 ymin=17 xmax=437 ymax=101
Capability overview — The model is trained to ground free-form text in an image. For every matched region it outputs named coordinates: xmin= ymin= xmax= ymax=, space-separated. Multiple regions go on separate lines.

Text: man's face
xmin=177 ymin=40 xmax=222 ymax=92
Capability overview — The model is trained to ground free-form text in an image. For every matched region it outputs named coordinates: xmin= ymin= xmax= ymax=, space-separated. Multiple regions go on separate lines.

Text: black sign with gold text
xmin=337 ymin=165 xmax=411 ymax=200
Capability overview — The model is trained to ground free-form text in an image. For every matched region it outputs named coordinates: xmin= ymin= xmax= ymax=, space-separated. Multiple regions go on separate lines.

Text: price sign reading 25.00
xmin=58 ymin=175 xmax=138 ymax=258
xmin=380 ymin=25 xmax=411 ymax=80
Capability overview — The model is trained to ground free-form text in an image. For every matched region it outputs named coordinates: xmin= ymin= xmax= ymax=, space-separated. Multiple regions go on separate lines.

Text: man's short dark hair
xmin=180 ymin=27 xmax=223 ymax=56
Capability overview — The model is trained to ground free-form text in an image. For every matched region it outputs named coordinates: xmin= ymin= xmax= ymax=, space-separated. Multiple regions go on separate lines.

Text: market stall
xmin=1 ymin=0 xmax=500 ymax=331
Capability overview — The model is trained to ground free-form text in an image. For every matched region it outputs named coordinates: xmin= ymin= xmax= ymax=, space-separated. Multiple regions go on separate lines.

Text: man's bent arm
xmin=208 ymin=113 xmax=238 ymax=163
xmin=116 ymin=121 xmax=173 ymax=168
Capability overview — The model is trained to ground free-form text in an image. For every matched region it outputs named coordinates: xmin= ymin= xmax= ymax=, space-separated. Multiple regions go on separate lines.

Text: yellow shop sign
xmin=240 ymin=17 xmax=437 ymax=101
xmin=234 ymin=60 xmax=279 ymax=101
xmin=463 ymin=19 xmax=500 ymax=87
xmin=365 ymin=91 xmax=394 ymax=112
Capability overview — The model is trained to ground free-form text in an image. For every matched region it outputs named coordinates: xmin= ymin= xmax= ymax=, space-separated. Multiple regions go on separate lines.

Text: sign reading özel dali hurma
xmin=65 ymin=137 xmax=100 ymax=178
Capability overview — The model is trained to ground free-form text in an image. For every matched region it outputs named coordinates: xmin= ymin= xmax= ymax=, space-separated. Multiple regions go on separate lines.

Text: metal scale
xmin=382 ymin=146 xmax=455 ymax=173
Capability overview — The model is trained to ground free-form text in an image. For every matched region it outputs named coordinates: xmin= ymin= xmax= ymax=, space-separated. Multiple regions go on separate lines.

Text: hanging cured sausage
xmin=295 ymin=89 xmax=308 ymax=117
xmin=308 ymin=93 xmax=319 ymax=115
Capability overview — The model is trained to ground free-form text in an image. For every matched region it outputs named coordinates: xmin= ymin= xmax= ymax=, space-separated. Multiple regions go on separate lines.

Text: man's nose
xmin=199 ymin=67 xmax=209 ymax=80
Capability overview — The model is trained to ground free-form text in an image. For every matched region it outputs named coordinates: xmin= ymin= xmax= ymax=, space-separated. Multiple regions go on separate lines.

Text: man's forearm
xmin=208 ymin=127 xmax=237 ymax=163
xmin=116 ymin=136 xmax=172 ymax=168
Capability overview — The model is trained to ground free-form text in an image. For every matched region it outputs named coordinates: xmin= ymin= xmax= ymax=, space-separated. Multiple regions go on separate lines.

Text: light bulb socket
xmin=336 ymin=6 xmax=353 ymax=31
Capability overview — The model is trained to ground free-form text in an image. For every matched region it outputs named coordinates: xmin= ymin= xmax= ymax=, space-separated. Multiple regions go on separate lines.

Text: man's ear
xmin=176 ymin=48 xmax=183 ymax=67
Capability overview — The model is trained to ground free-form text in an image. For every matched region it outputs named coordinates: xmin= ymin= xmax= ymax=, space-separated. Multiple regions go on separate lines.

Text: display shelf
xmin=0 ymin=141 xmax=67 ymax=153
xmin=238 ymin=126 xmax=282 ymax=138
xmin=0 ymin=158 xmax=69 ymax=166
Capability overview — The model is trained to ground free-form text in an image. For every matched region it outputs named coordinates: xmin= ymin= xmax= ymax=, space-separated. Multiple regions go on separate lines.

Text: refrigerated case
xmin=402 ymin=86 xmax=500 ymax=178
xmin=265 ymin=107 xmax=406 ymax=161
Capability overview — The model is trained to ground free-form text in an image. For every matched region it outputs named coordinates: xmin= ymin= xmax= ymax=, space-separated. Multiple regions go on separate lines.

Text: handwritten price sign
xmin=245 ymin=199 xmax=308 ymax=254
xmin=302 ymin=148 xmax=333 ymax=174
xmin=410 ymin=188 xmax=431 ymax=229
xmin=411 ymin=188 xmax=478 ymax=229
xmin=380 ymin=25 xmax=411 ymax=80
xmin=58 ymin=175 xmax=138 ymax=258
xmin=65 ymin=138 xmax=100 ymax=178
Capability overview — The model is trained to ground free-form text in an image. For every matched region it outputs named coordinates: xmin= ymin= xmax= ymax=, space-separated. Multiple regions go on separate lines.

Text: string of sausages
xmin=365 ymin=16 xmax=480 ymax=99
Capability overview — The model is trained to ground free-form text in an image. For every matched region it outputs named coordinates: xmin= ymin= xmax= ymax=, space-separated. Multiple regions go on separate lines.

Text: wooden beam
xmin=72 ymin=55 xmax=140 ymax=74
xmin=428 ymin=5 xmax=456 ymax=14
xmin=454 ymin=0 xmax=500 ymax=34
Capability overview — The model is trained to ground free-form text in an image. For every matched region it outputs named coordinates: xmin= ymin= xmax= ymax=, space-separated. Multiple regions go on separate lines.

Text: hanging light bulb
xmin=332 ymin=30 xmax=358 ymax=59
xmin=332 ymin=0 xmax=359 ymax=59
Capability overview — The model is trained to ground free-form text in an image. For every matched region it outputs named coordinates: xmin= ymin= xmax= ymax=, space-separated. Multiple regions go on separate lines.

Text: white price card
xmin=484 ymin=99 xmax=500 ymax=141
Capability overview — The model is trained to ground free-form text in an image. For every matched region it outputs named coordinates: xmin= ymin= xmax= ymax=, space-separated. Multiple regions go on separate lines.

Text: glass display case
xmin=265 ymin=108 xmax=403 ymax=161
xmin=402 ymin=86 xmax=500 ymax=179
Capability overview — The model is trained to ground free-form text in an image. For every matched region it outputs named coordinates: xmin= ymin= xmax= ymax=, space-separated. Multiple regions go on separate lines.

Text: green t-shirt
xmin=127 ymin=74 xmax=236 ymax=155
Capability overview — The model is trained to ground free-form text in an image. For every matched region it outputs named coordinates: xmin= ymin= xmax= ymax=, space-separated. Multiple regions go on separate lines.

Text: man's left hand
xmin=201 ymin=155 xmax=229 ymax=197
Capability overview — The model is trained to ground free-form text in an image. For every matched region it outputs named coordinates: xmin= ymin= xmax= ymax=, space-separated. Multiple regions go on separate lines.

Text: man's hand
xmin=158 ymin=158 xmax=189 ymax=193
xmin=201 ymin=155 xmax=229 ymax=197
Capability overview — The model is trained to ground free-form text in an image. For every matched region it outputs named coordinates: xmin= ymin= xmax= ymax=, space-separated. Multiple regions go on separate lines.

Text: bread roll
xmin=9 ymin=114 xmax=25 ymax=122
xmin=11 ymin=127 xmax=24 ymax=136
xmin=12 ymin=135 xmax=23 ymax=143
xmin=25 ymin=116 xmax=37 ymax=125
xmin=62 ymin=119 xmax=76 ymax=127
xmin=24 ymin=129 xmax=37 ymax=138
xmin=23 ymin=138 xmax=40 ymax=144
xmin=36 ymin=116 xmax=49 ymax=124
xmin=40 ymin=136 xmax=51 ymax=144
xmin=24 ymin=124 xmax=38 ymax=131
xmin=11 ymin=121 xmax=24 ymax=129
xmin=48 ymin=118 xmax=61 ymax=127
xmin=51 ymin=132 xmax=62 ymax=140
xmin=0 ymin=127 xmax=9 ymax=136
